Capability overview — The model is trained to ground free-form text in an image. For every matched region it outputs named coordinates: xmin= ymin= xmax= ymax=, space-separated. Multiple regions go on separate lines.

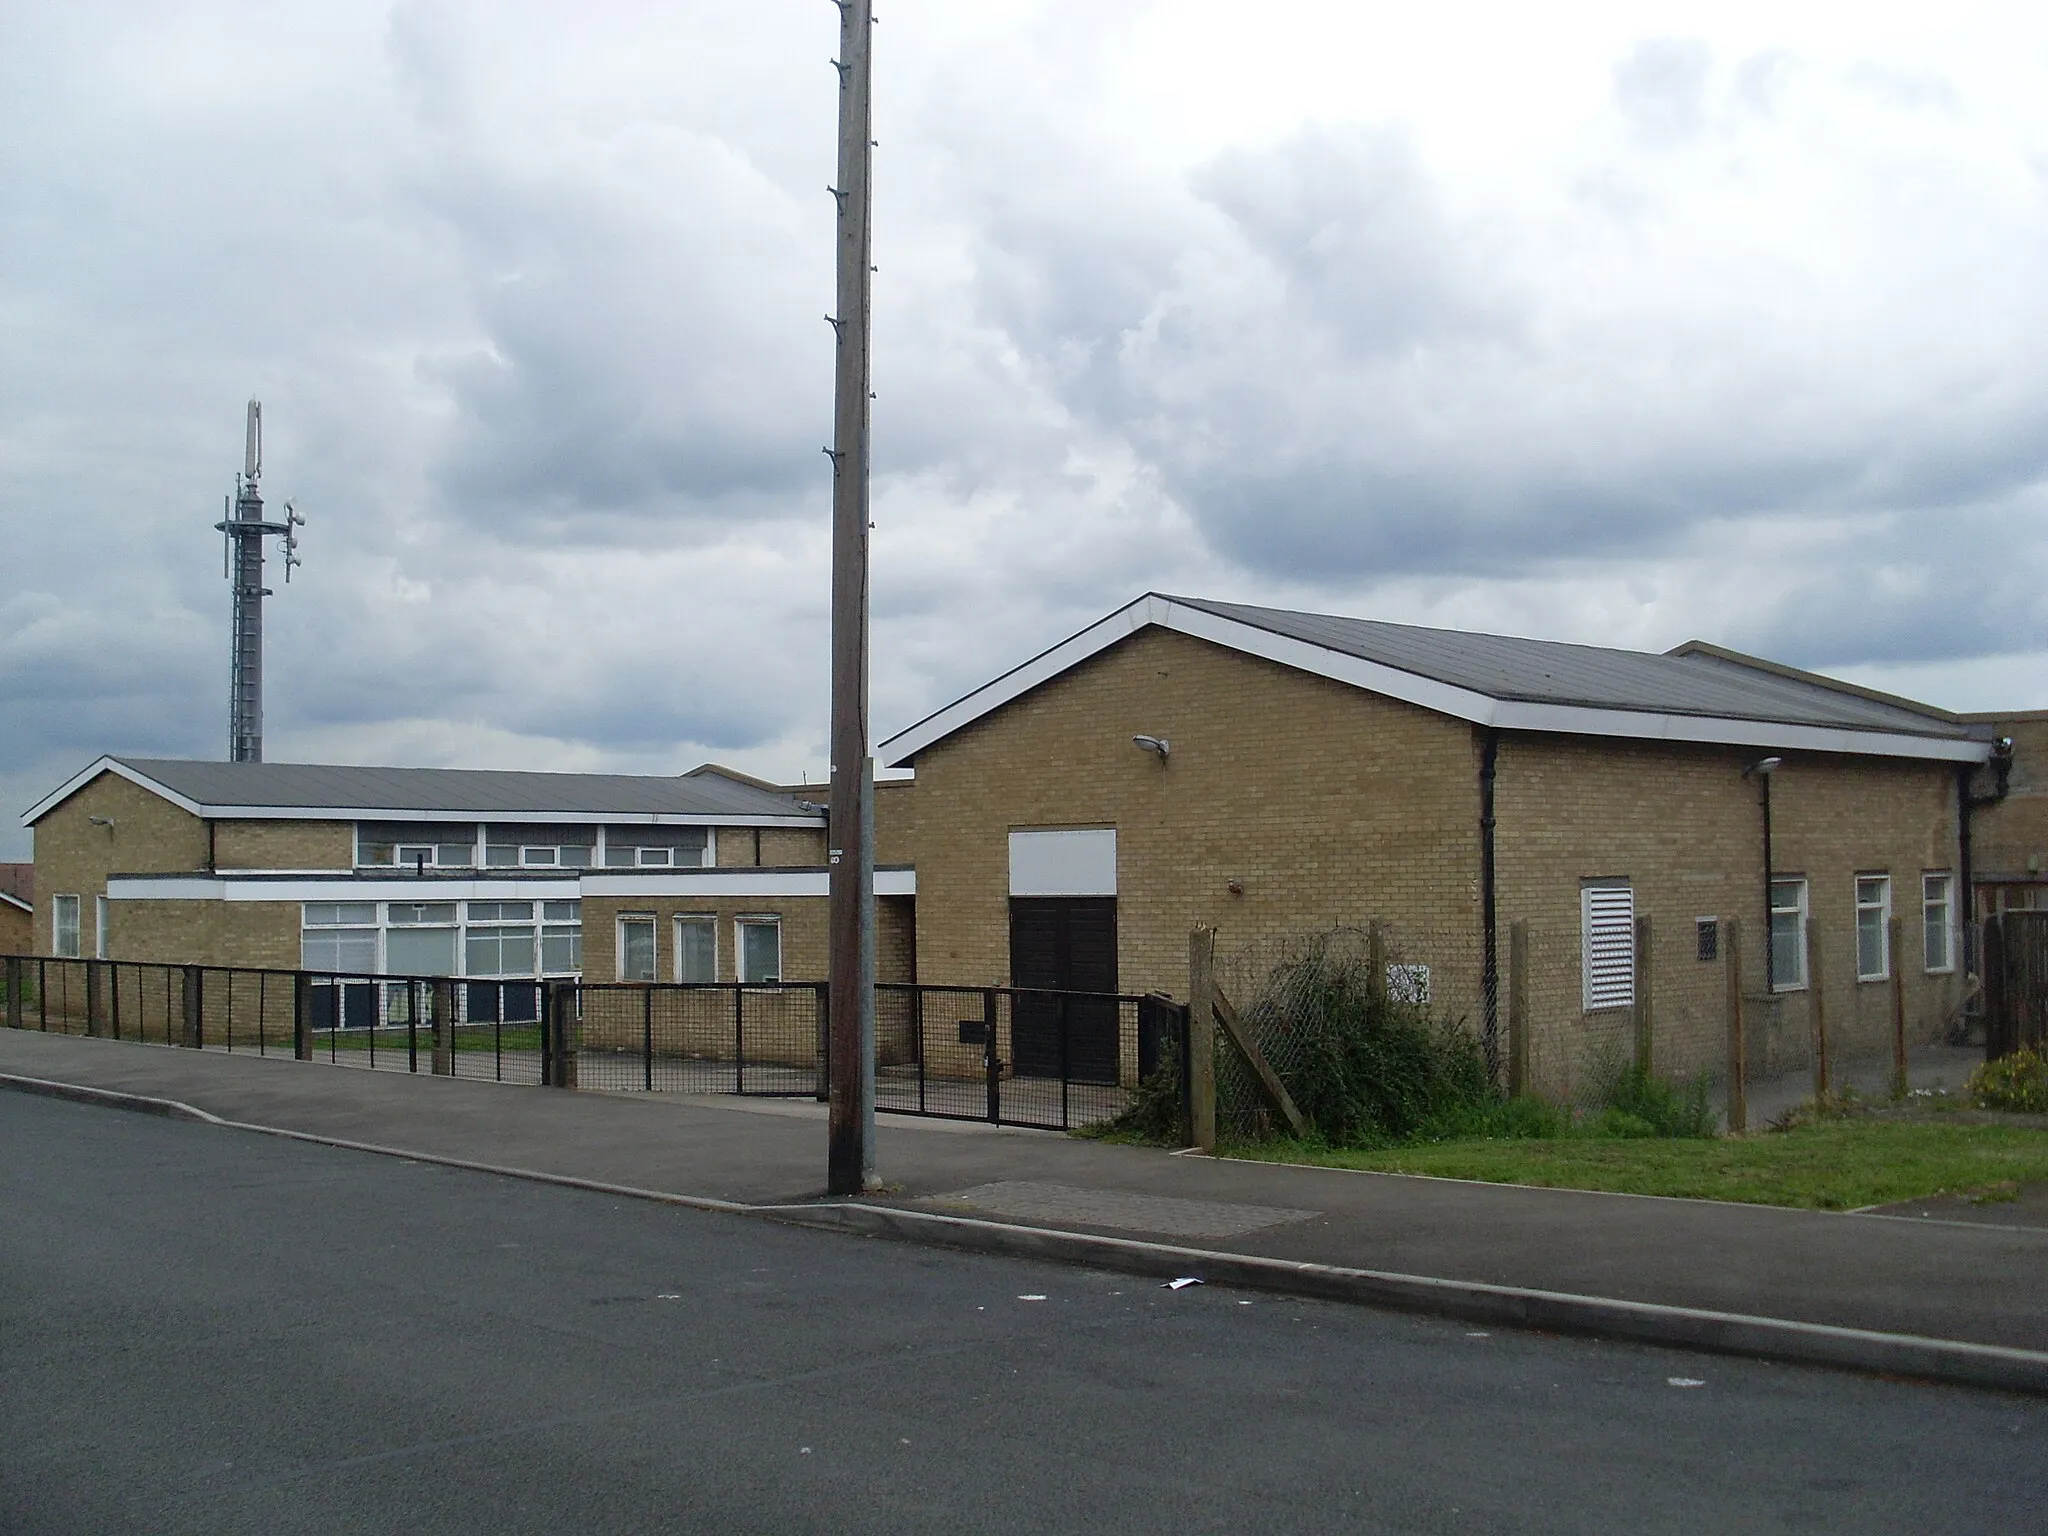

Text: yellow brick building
xmin=875 ymin=594 xmax=1998 ymax=1095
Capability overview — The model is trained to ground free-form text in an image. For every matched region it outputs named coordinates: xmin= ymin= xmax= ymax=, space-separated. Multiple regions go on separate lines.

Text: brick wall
xmin=107 ymin=898 xmax=301 ymax=970
xmin=212 ymin=820 xmax=353 ymax=870
xmin=903 ymin=626 xmax=1483 ymax=1004
xmin=1963 ymin=713 xmax=2048 ymax=896
xmin=0 ymin=901 xmax=31 ymax=954
xmin=1496 ymin=734 xmax=1962 ymax=1097
xmin=31 ymin=773 xmax=209 ymax=956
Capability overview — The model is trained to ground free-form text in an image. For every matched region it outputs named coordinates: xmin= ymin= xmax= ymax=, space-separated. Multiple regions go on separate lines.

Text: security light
xmin=1132 ymin=735 xmax=1170 ymax=761
xmin=88 ymin=816 xmax=116 ymax=828
xmin=1742 ymin=756 xmax=1782 ymax=779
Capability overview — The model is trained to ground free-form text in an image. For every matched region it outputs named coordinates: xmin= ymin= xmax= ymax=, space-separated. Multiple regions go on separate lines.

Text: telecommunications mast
xmin=213 ymin=399 xmax=304 ymax=762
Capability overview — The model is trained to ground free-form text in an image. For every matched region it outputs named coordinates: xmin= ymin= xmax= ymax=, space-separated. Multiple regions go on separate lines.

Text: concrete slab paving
xmin=5 ymin=1027 xmax=2047 ymax=1363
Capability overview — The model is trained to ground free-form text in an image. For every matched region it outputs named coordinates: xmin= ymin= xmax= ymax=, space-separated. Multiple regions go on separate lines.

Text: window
xmin=356 ymin=824 xmax=476 ymax=868
xmin=51 ymin=894 xmax=80 ymax=958
xmin=1580 ymin=882 xmax=1634 ymax=1011
xmin=1855 ymin=876 xmax=1891 ymax=981
xmin=301 ymin=903 xmax=377 ymax=973
xmin=384 ymin=902 xmax=456 ymax=976
xmin=1923 ymin=874 xmax=1955 ymax=973
xmin=675 ymin=917 xmax=717 ymax=983
xmin=1696 ymin=917 xmax=1719 ymax=964
xmin=619 ymin=916 xmax=656 ymax=982
xmin=483 ymin=827 xmax=596 ymax=869
xmin=737 ymin=917 xmax=782 ymax=984
xmin=95 ymin=896 xmax=109 ymax=960
xmin=604 ymin=827 xmax=710 ymax=869
xmin=465 ymin=901 xmax=536 ymax=979
xmin=541 ymin=900 xmax=582 ymax=975
xmin=1770 ymin=878 xmax=1808 ymax=991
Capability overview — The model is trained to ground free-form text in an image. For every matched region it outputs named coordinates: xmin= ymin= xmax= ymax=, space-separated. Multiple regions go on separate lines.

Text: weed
xmin=1967 ymin=1046 xmax=2048 ymax=1114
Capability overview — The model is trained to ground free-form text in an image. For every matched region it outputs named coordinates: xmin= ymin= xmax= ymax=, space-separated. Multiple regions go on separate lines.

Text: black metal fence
xmin=1 ymin=955 xmax=1186 ymax=1133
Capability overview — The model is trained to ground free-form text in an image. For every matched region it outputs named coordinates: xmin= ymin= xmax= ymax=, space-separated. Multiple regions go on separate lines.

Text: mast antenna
xmin=212 ymin=398 xmax=304 ymax=762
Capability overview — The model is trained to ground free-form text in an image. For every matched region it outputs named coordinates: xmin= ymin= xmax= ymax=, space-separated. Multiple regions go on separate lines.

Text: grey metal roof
xmin=108 ymin=758 xmax=819 ymax=819
xmin=1164 ymin=596 xmax=1974 ymax=738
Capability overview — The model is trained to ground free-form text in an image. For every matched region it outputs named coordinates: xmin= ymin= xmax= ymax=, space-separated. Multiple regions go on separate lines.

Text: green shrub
xmin=1092 ymin=1037 xmax=1187 ymax=1144
xmin=1237 ymin=938 xmax=1501 ymax=1148
xmin=1967 ymin=1047 xmax=2048 ymax=1114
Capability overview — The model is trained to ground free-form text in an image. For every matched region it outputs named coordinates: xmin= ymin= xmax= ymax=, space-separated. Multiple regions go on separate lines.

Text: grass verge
xmin=1221 ymin=1119 xmax=2048 ymax=1210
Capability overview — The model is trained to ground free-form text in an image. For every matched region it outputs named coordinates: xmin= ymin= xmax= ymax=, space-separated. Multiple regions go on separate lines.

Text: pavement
xmin=6 ymin=1027 xmax=2048 ymax=1395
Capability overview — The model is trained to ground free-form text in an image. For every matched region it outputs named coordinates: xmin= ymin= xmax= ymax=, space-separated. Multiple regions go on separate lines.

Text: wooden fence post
xmin=181 ymin=965 xmax=203 ymax=1049
xmin=1507 ymin=920 xmax=1530 ymax=1097
xmin=1188 ymin=927 xmax=1218 ymax=1154
xmin=1888 ymin=914 xmax=1908 ymax=1100
xmin=555 ymin=986 xmax=578 ymax=1089
xmin=1807 ymin=917 xmax=1829 ymax=1101
xmin=1367 ymin=922 xmax=1389 ymax=1011
xmin=293 ymin=973 xmax=313 ymax=1060
xmin=1724 ymin=918 xmax=1747 ymax=1133
xmin=4 ymin=955 xmax=20 ymax=1033
xmin=1632 ymin=914 xmax=1654 ymax=1078
xmin=85 ymin=960 xmax=105 ymax=1038
xmin=1981 ymin=914 xmax=2007 ymax=1061
xmin=432 ymin=980 xmax=456 ymax=1077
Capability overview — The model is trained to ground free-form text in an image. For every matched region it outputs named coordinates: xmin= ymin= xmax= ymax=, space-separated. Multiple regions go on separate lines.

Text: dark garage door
xmin=1009 ymin=897 xmax=1118 ymax=1083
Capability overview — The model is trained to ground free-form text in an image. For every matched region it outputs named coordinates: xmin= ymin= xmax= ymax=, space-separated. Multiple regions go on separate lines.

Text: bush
xmin=1235 ymin=937 xmax=1500 ymax=1148
xmin=1092 ymin=1036 xmax=1187 ymax=1144
xmin=1967 ymin=1047 xmax=2048 ymax=1114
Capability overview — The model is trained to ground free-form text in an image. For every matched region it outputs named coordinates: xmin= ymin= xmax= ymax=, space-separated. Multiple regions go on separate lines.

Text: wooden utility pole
xmin=826 ymin=0 xmax=877 ymax=1197
xmin=1724 ymin=919 xmax=1747 ymax=1133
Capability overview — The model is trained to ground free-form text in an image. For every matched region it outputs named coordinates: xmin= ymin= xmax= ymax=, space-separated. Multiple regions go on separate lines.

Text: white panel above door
xmin=1009 ymin=829 xmax=1117 ymax=897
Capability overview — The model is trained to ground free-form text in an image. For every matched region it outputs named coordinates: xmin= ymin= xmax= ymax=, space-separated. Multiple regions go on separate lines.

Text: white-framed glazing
xmin=1770 ymin=877 xmax=1809 ymax=991
xmin=1854 ymin=874 xmax=1891 ymax=982
xmin=1922 ymin=873 xmax=1956 ymax=974
xmin=734 ymin=915 xmax=782 ymax=984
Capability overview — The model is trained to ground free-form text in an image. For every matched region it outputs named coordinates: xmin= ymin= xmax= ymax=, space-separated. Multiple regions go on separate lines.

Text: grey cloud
xmin=1613 ymin=38 xmax=1713 ymax=145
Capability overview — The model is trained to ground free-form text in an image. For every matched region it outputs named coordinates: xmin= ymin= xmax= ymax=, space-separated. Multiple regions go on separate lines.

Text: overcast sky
xmin=5 ymin=0 xmax=2046 ymax=858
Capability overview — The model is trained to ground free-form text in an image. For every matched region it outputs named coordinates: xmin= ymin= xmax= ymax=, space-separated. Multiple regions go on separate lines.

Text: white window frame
xmin=1770 ymin=877 xmax=1809 ymax=992
xmin=1855 ymin=874 xmax=1892 ymax=982
xmin=618 ymin=914 xmax=657 ymax=982
xmin=51 ymin=894 xmax=80 ymax=958
xmin=1580 ymin=881 xmax=1635 ymax=1012
xmin=735 ymin=916 xmax=782 ymax=985
xmin=674 ymin=915 xmax=718 ymax=984
xmin=94 ymin=895 xmax=109 ymax=960
xmin=1922 ymin=873 xmax=1956 ymax=974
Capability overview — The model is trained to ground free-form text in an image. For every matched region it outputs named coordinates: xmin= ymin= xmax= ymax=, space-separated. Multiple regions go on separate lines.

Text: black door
xmin=1009 ymin=897 xmax=1118 ymax=1083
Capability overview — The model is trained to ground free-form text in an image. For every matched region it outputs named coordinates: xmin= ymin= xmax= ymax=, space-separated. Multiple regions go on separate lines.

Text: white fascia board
xmin=21 ymin=757 xmax=206 ymax=827
xmin=107 ymin=876 xmax=584 ymax=903
xmin=873 ymin=592 xmax=1988 ymax=767
xmin=580 ymin=868 xmax=916 ymax=899
xmin=1489 ymin=702 xmax=1991 ymax=763
xmin=878 ymin=595 xmax=1168 ymax=765
xmin=187 ymin=808 xmax=823 ymax=827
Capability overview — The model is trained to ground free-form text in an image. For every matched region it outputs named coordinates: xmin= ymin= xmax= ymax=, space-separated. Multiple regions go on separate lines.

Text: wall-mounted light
xmin=1132 ymin=735 xmax=1170 ymax=762
xmin=1741 ymin=756 xmax=1781 ymax=780
xmin=88 ymin=816 xmax=116 ymax=829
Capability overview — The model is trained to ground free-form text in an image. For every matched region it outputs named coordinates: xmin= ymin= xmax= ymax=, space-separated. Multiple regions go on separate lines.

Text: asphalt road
xmin=4 ymin=1094 xmax=2041 ymax=1536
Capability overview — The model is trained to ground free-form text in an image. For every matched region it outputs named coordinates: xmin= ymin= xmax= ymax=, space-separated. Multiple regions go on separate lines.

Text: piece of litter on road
xmin=800 ymin=1447 xmax=811 ymax=1454
xmin=1667 ymin=1377 xmax=1706 ymax=1388
xmin=1166 ymin=1278 xmax=1203 ymax=1290
xmin=1018 ymin=1294 xmax=1047 ymax=1302
xmin=1465 ymin=1332 xmax=1489 ymax=1338
xmin=1237 ymin=1299 xmax=1253 ymax=1306
xmin=656 ymin=1293 xmax=681 ymax=1300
